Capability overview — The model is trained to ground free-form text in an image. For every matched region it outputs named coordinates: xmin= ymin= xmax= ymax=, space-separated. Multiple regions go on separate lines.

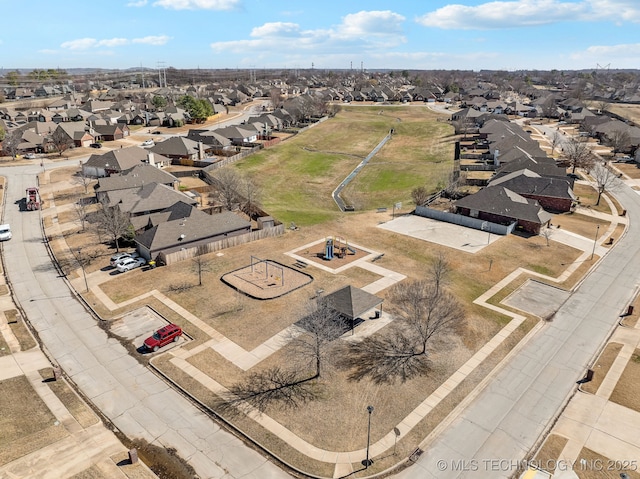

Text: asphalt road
xmin=394 ymin=182 xmax=640 ymax=478
xmin=0 ymin=162 xmax=289 ymax=479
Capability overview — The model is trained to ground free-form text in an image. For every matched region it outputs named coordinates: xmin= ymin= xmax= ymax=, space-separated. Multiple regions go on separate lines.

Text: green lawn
xmin=235 ymin=106 xmax=455 ymax=225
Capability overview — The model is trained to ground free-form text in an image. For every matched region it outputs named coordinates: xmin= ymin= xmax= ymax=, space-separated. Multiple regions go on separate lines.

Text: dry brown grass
xmin=606 ymin=103 xmax=640 ymax=124
xmin=38 ymin=368 xmax=99 ymax=428
xmin=0 ymin=375 xmax=69 ymax=465
xmin=580 ymin=342 xmax=624 ymax=394
xmin=573 ymin=183 xmax=618 ymax=215
xmin=609 ymin=348 xmax=640 ymax=412
xmin=574 ymin=447 xmax=640 ymax=479
xmin=534 ymin=434 xmax=569 ymax=472
xmin=612 ymin=161 xmax=640 ymax=179
xmin=552 ymin=211 xmax=609 ymax=238
xmin=5 ymin=309 xmax=37 ymax=351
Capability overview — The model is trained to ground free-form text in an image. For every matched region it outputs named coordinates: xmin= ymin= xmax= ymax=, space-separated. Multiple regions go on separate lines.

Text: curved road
xmin=395 ymin=181 xmax=640 ymax=478
xmin=0 ymin=161 xmax=289 ymax=479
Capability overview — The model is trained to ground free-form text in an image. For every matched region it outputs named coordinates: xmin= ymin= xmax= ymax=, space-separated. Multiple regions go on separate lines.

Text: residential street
xmin=0 ymin=162 xmax=290 ymax=479
xmin=394 ymin=182 xmax=640 ymax=478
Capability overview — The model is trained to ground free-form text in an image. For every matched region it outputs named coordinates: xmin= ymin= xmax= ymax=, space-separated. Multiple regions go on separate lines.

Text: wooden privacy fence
xmin=158 ymin=223 xmax=285 ymax=265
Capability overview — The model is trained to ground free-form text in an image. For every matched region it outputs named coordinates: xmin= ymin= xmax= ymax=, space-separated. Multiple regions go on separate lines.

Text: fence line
xmin=159 ymin=224 xmax=285 ymax=265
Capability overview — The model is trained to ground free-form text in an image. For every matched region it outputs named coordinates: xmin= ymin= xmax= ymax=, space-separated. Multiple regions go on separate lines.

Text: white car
xmin=142 ymin=139 xmax=154 ymax=147
xmin=110 ymin=251 xmax=139 ymax=268
xmin=0 ymin=224 xmax=11 ymax=241
xmin=116 ymin=257 xmax=146 ymax=273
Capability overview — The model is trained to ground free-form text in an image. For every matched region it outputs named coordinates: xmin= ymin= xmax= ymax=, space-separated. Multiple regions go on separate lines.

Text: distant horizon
xmin=1 ymin=1 xmax=639 ymax=72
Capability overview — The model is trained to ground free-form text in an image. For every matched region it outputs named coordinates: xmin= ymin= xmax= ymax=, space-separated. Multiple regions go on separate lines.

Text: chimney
xmin=147 ymin=152 xmax=155 ymax=167
xmin=198 ymin=141 xmax=204 ymax=160
xmin=494 ymin=149 xmax=500 ymax=166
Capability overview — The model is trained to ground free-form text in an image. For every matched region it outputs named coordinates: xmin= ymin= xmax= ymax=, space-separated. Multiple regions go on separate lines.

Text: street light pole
xmin=590 ymin=224 xmax=600 ymax=261
xmin=363 ymin=405 xmax=374 ymax=468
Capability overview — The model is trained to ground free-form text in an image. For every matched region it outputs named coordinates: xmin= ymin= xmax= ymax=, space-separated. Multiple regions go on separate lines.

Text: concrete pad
xmin=0 ymin=355 xmax=22 ymax=380
xmin=378 ymin=214 xmax=500 ymax=253
xmin=502 ymin=279 xmax=570 ymax=319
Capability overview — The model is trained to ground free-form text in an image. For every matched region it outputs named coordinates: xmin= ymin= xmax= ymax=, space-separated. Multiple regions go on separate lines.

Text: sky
xmin=0 ymin=0 xmax=639 ymax=72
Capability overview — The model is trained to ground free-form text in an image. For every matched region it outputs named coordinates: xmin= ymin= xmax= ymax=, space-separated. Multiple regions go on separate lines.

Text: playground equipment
xmin=25 ymin=187 xmax=41 ymax=211
xmin=324 ymin=236 xmax=356 ymax=260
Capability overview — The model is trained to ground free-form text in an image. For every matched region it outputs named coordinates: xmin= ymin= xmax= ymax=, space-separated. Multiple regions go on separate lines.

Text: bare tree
xmin=595 ymin=100 xmax=609 ymax=115
xmin=2 ymin=129 xmax=22 ymax=159
xmin=191 ymin=245 xmax=211 ymax=286
xmin=411 ymin=186 xmax=431 ymax=207
xmin=269 ymin=88 xmax=282 ymax=110
xmin=340 ymin=269 xmax=464 ymax=383
xmin=95 ymin=201 xmax=131 ymax=252
xmin=540 ymin=227 xmax=553 ymax=246
xmin=210 ymin=167 xmax=242 ymax=211
xmin=73 ymin=194 xmax=90 ymax=231
xmin=51 ymin=128 xmax=73 ymax=157
xmin=288 ymin=297 xmax=346 ymax=379
xmin=239 ymin=176 xmax=262 ymax=219
xmin=563 ymin=137 xmax=595 ymax=174
xmin=430 ymin=252 xmax=451 ymax=296
xmin=606 ymin=128 xmax=631 ymax=154
xmin=592 ymin=163 xmax=623 ymax=206
xmin=72 ymin=167 xmax=92 ymax=194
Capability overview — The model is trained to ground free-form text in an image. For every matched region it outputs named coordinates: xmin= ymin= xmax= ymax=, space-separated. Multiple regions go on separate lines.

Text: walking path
xmin=61 ymin=212 xmax=622 ymax=477
xmin=7 ymin=157 xmax=633 ymax=479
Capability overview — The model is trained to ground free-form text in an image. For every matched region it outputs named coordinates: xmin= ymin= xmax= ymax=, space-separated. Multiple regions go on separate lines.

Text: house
xmin=186 ymin=129 xmax=232 ymax=151
xmin=53 ymin=123 xmax=95 ymax=148
xmin=134 ymin=202 xmax=251 ymax=260
xmin=94 ymin=163 xmax=179 ymax=204
xmin=488 ymin=169 xmax=575 ymax=213
xmin=213 ymin=125 xmax=258 ymax=145
xmin=83 ymin=146 xmax=155 ymax=177
xmin=101 ymin=182 xmax=197 ymax=217
xmin=454 ymin=186 xmax=552 ymax=234
xmin=147 ymin=136 xmax=203 ymax=161
xmin=92 ymin=123 xmax=129 ymax=141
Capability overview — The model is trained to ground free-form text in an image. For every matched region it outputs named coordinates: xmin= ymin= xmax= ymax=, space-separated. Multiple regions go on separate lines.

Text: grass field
xmin=234 ymin=106 xmax=455 ymax=226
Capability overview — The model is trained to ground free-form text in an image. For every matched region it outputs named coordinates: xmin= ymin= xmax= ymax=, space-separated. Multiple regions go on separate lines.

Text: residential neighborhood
xmin=2 ymin=65 xmax=640 ymax=479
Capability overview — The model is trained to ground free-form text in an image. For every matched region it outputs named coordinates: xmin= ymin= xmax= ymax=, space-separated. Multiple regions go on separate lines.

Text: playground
xmin=292 ymin=236 xmax=371 ymax=269
xmin=221 ymin=257 xmax=313 ymax=300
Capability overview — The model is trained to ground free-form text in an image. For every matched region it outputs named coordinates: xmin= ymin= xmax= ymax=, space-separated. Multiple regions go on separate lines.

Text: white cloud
xmin=152 ymin=0 xmax=239 ymax=10
xmin=61 ymin=35 xmax=170 ymax=50
xmin=61 ymin=38 xmax=98 ymax=50
xmin=573 ymin=42 xmax=640 ymax=57
xmin=127 ymin=0 xmax=147 ymax=6
xmin=97 ymin=38 xmax=129 ymax=48
xmin=133 ymin=35 xmax=171 ymax=45
xmin=212 ymin=10 xmax=406 ymax=55
xmin=250 ymin=23 xmax=301 ymax=38
xmin=416 ymin=0 xmax=640 ymax=30
xmin=339 ymin=10 xmax=405 ymax=36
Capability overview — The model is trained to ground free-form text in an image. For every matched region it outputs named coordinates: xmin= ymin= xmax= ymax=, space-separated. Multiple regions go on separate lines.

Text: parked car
xmin=24 ymin=153 xmax=37 ymax=159
xmin=89 ymin=143 xmax=102 ymax=149
xmin=151 ymin=131 xmax=162 ymax=135
xmin=116 ymin=256 xmax=146 ymax=273
xmin=143 ymin=323 xmax=183 ymax=352
xmin=109 ymin=251 xmax=139 ymax=268
xmin=142 ymin=139 xmax=154 ymax=147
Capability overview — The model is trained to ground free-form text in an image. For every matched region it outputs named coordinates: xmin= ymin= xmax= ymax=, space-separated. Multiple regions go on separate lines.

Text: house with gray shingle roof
xmin=134 ymin=202 xmax=251 ymax=260
xmin=454 ymin=186 xmax=552 ymax=234
xmin=104 ymin=182 xmax=197 ymax=217
xmin=95 ymin=164 xmax=179 ymax=203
